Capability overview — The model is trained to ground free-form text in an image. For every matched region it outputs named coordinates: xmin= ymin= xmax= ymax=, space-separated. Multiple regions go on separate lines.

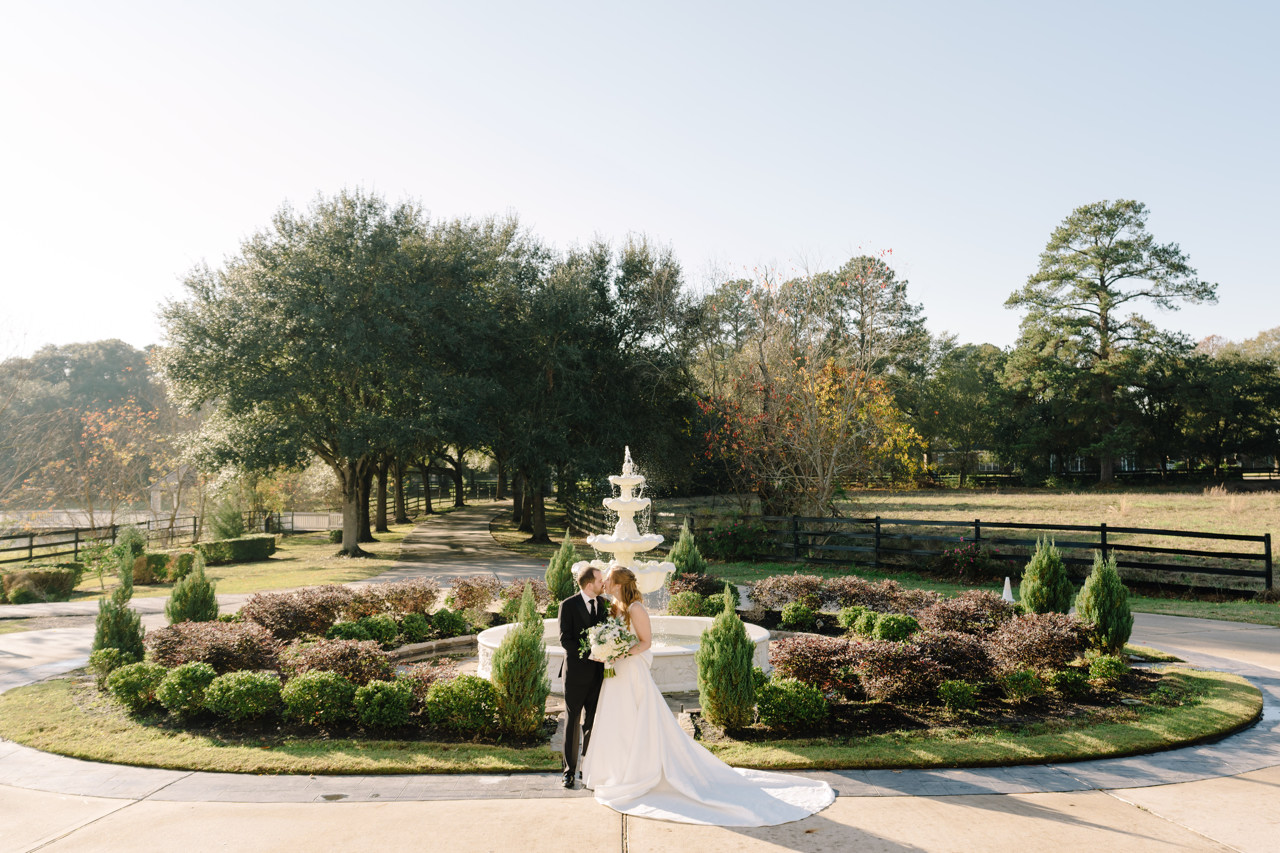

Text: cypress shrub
xmin=92 ymin=554 xmax=144 ymax=662
xmin=165 ymin=553 xmax=219 ymax=624
xmin=1075 ymin=551 xmax=1133 ymax=655
xmin=668 ymin=521 xmax=709 ymax=575
xmin=544 ymin=537 xmax=578 ymax=602
xmin=1019 ymin=537 xmax=1075 ymax=614
xmin=490 ymin=584 xmax=551 ymax=737
xmin=209 ymin=501 xmax=246 ymax=540
xmin=695 ymin=585 xmax=756 ymax=730
xmin=111 ymin=526 xmax=147 ymax=578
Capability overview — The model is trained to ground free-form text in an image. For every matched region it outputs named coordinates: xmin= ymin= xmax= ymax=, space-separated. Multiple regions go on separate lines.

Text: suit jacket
xmin=558 ymin=593 xmax=608 ymax=693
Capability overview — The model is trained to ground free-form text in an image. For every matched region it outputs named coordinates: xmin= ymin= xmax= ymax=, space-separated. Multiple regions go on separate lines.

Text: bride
xmin=580 ymin=567 xmax=835 ymax=826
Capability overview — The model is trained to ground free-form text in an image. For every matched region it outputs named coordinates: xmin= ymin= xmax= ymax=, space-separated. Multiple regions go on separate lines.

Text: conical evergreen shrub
xmin=669 ymin=521 xmax=709 ymax=575
xmin=695 ymin=584 xmax=756 ymax=730
xmin=545 ymin=536 xmax=578 ymax=603
xmin=93 ymin=551 xmax=145 ymax=661
xmin=1075 ymin=551 xmax=1133 ymax=655
xmin=165 ymin=552 xmax=219 ymax=624
xmin=1019 ymin=537 xmax=1075 ymax=614
xmin=490 ymin=583 xmax=551 ymax=737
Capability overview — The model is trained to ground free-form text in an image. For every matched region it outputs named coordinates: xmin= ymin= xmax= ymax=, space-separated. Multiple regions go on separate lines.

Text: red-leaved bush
xmin=398 ymin=660 xmax=460 ymax=715
xmin=667 ymin=572 xmax=728 ymax=598
xmin=344 ymin=578 xmax=442 ymax=620
xmin=821 ymin=576 xmax=941 ymax=614
xmin=145 ymin=621 xmax=282 ymax=673
xmin=988 ymin=613 xmax=1089 ymax=674
xmin=916 ymin=590 xmax=1018 ymax=635
xmin=912 ymin=629 xmax=994 ymax=682
xmin=241 ymin=585 xmax=354 ymax=641
xmin=501 ymin=578 xmax=552 ymax=610
xmin=769 ymin=635 xmax=860 ymax=695
xmin=448 ymin=575 xmax=504 ymax=611
xmin=279 ymin=639 xmax=394 ymax=686
xmin=749 ymin=574 xmax=824 ymax=610
xmin=851 ymin=640 xmax=944 ymax=703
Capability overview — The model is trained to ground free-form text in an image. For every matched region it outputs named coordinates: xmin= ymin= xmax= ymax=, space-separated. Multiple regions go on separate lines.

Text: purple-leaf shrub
xmin=145 ymin=621 xmax=282 ymax=673
xmin=279 ymin=639 xmax=394 ymax=686
xmin=916 ymin=590 xmax=1018 ymax=635
xmin=988 ymin=612 xmax=1089 ymax=674
xmin=769 ymin=635 xmax=860 ymax=695
xmin=851 ymin=640 xmax=944 ymax=703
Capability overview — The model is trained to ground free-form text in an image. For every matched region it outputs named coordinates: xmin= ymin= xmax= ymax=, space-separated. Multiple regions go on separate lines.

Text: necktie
xmin=588 ymin=599 xmax=595 ymax=619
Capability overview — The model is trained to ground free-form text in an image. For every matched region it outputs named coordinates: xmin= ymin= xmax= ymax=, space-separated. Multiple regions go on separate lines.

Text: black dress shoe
xmin=562 ymin=772 xmax=575 ymax=789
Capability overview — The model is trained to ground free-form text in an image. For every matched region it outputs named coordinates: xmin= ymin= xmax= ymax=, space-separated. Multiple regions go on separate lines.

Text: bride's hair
xmin=607 ymin=568 xmax=641 ymax=627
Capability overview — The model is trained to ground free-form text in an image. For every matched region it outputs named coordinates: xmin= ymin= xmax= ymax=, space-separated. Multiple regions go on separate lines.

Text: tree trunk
xmin=392 ymin=459 xmax=410 ymax=524
xmin=452 ymin=462 xmax=466 ymax=508
xmin=375 ymin=458 xmax=390 ymax=533
xmin=439 ymin=469 xmax=450 ymax=501
xmin=511 ymin=471 xmax=524 ymax=525
xmin=527 ymin=483 xmax=551 ymax=543
xmin=518 ymin=471 xmax=535 ymax=533
xmin=359 ymin=466 xmax=376 ymax=542
xmin=496 ymin=454 xmax=507 ymax=501
xmin=334 ymin=457 xmax=371 ymax=557
xmin=418 ymin=463 xmax=435 ymax=515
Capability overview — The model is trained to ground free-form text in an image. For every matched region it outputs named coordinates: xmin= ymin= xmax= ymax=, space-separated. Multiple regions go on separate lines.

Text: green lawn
xmin=0 ymin=667 xmax=1257 ymax=774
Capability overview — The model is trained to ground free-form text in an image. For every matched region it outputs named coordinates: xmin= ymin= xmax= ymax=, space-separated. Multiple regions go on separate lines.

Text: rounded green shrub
xmin=106 ymin=661 xmax=168 ymax=714
xmin=490 ymin=585 xmax=551 ymax=737
xmin=165 ymin=553 xmax=218 ymax=624
xmin=88 ymin=647 xmax=135 ymax=690
xmin=1000 ymin=668 xmax=1045 ymax=703
xmin=8 ymin=582 xmax=43 ymax=605
xmin=358 ymin=614 xmax=400 ymax=648
xmin=398 ymin=612 xmax=431 ymax=644
xmin=1075 ymin=552 xmax=1133 ymax=655
xmin=1019 ymin=537 xmax=1075 ymax=614
xmin=837 ymin=605 xmax=867 ymax=631
xmin=326 ymin=621 xmax=373 ymax=642
xmin=668 ymin=590 xmax=707 ymax=617
xmin=282 ymin=670 xmax=357 ymax=727
xmin=544 ymin=537 xmax=578 ymax=603
xmin=668 ymin=521 xmax=709 ymax=574
xmin=755 ymin=677 xmax=827 ymax=731
xmin=327 ymin=529 xmax=343 ymax=544
xmin=428 ymin=607 xmax=470 ymax=639
xmin=355 ymin=679 xmax=414 ymax=730
xmin=204 ymin=670 xmax=282 ymax=722
xmin=872 ymin=614 xmax=919 ymax=642
xmin=780 ymin=601 xmax=817 ymax=632
xmin=853 ymin=610 xmax=880 ymax=637
xmin=701 ymin=591 xmax=738 ymax=617
xmin=1048 ymin=667 xmax=1090 ymax=697
xmin=424 ymin=675 xmax=496 ymax=738
xmin=157 ymin=662 xmax=218 ymax=717
xmin=1089 ymin=654 xmax=1129 ymax=684
xmin=696 ymin=587 xmax=756 ymax=730
xmin=938 ymin=679 xmax=978 ymax=711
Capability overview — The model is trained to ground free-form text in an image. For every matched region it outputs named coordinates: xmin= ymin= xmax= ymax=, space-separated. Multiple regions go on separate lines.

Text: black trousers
xmin=563 ymin=666 xmax=603 ymax=774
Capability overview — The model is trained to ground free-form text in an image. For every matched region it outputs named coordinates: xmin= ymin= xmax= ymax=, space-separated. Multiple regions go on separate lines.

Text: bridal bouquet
xmin=580 ymin=615 xmax=638 ymax=679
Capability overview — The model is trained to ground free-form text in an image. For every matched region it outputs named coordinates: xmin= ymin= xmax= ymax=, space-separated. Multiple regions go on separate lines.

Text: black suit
xmin=558 ymin=592 xmax=607 ymax=778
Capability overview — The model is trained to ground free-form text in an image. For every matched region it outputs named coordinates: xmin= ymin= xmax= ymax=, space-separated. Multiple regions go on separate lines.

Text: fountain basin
xmin=476 ymin=616 xmax=772 ymax=694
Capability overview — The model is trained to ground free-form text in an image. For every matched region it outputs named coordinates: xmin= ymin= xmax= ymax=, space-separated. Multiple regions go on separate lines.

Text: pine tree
xmin=668 ymin=521 xmax=709 ymax=575
xmin=1075 ymin=551 xmax=1134 ymax=654
xmin=490 ymin=583 xmax=551 ymax=737
xmin=545 ymin=536 xmax=578 ymax=602
xmin=165 ymin=552 xmax=219 ymax=624
xmin=695 ymin=584 xmax=756 ymax=730
xmin=1019 ymin=537 xmax=1075 ymax=614
xmin=92 ymin=549 xmax=145 ymax=662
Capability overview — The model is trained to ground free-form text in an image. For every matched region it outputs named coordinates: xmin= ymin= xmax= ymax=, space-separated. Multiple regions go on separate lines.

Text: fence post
xmin=1100 ymin=522 xmax=1108 ymax=562
xmin=74 ymin=528 xmax=80 ymax=560
xmin=874 ymin=516 xmax=881 ymax=569
xmin=28 ymin=532 xmax=34 ymax=561
xmin=974 ymin=519 xmax=981 ymax=546
xmin=791 ymin=515 xmax=800 ymax=560
xmin=1265 ymin=533 xmax=1273 ymax=591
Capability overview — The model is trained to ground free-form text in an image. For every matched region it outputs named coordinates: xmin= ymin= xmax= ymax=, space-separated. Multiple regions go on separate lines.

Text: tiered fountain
xmin=477 ymin=449 xmax=770 ymax=694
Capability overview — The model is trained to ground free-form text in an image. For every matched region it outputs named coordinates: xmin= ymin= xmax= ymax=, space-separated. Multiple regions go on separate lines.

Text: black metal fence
xmin=0 ymin=516 xmax=201 ymax=566
xmin=564 ymin=502 xmax=1273 ymax=592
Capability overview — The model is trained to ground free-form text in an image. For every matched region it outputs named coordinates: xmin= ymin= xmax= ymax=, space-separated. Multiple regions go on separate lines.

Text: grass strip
xmin=0 ymin=667 xmax=1257 ymax=775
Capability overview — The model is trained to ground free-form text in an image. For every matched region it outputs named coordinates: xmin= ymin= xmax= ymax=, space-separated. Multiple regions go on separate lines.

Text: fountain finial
xmin=622 ymin=446 xmax=635 ymax=477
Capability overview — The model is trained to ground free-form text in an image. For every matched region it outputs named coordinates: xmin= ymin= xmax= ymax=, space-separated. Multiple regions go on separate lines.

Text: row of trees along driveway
xmin=158 ymin=191 xmax=699 ymax=555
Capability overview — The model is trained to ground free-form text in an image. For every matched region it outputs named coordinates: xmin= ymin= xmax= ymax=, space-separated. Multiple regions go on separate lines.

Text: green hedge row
xmin=0 ymin=563 xmax=85 ymax=604
xmin=194 ymin=535 xmax=277 ymax=566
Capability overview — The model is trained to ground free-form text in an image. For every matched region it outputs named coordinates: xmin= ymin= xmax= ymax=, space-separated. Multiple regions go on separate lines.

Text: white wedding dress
xmin=580 ymin=610 xmax=835 ymax=826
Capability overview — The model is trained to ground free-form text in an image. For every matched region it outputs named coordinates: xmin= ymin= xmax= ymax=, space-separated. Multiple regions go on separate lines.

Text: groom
xmin=558 ymin=565 xmax=608 ymax=789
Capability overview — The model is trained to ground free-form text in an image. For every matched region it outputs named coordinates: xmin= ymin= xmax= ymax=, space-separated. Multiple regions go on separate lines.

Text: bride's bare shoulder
xmin=628 ymin=600 xmax=648 ymax=615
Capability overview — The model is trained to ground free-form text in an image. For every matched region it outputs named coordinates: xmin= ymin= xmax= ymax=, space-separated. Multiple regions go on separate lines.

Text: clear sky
xmin=2 ymin=1 xmax=1276 ymax=359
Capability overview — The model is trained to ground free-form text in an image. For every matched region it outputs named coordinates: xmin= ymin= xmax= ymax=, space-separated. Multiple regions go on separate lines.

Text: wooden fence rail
xmin=0 ymin=516 xmax=201 ymax=566
xmin=563 ymin=502 xmax=1273 ymax=592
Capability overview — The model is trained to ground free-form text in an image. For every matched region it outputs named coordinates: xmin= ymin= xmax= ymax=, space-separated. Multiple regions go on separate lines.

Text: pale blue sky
xmin=2 ymin=1 xmax=1276 ymax=358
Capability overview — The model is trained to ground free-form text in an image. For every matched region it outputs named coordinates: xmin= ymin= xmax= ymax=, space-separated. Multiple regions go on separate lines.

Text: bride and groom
xmin=557 ymin=564 xmax=834 ymax=827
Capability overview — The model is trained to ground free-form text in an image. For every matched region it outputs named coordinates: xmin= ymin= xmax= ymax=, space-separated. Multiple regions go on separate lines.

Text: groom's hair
xmin=577 ymin=566 xmax=599 ymax=589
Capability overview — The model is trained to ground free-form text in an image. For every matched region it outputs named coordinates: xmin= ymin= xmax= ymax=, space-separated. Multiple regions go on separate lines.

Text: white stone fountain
xmin=475 ymin=448 xmax=771 ymax=693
